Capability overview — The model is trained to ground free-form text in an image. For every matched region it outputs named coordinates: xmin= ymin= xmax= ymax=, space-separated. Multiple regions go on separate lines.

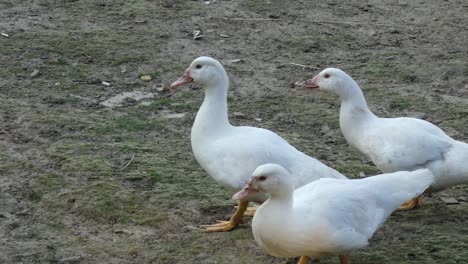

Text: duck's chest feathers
xmin=340 ymin=107 xmax=375 ymax=150
xmin=253 ymin=214 xmax=295 ymax=257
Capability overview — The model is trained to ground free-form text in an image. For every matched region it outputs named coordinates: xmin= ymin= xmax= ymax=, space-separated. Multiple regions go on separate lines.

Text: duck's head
xmin=304 ymin=68 xmax=357 ymax=97
xmin=171 ymin=56 xmax=227 ymax=88
xmin=232 ymin=164 xmax=293 ymax=201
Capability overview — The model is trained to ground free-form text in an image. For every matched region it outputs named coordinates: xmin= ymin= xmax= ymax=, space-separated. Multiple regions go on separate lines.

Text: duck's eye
xmin=258 ymin=176 xmax=267 ymax=181
xmin=324 ymin=73 xmax=330 ymax=79
xmin=195 ymin=64 xmax=202 ymax=69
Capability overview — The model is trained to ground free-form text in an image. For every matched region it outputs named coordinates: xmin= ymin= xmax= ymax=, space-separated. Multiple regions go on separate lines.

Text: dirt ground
xmin=1 ymin=0 xmax=467 ymax=263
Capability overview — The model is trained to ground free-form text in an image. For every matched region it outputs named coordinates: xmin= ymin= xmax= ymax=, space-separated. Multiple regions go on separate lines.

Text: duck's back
xmin=192 ymin=125 xmax=345 ymax=192
xmin=355 ymin=117 xmax=453 ymax=173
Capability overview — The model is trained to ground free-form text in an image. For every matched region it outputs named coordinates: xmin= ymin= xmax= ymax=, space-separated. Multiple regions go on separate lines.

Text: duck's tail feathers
xmin=365 ymin=169 xmax=434 ymax=213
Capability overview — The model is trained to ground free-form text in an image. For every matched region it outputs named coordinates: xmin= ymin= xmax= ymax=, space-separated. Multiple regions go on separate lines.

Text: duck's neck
xmin=262 ymin=187 xmax=294 ymax=213
xmin=192 ymin=75 xmax=231 ymax=139
xmin=340 ymin=81 xmax=377 ymax=143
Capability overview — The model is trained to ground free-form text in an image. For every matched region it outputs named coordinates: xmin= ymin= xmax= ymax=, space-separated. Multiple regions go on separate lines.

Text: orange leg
xmin=199 ymin=200 xmax=247 ymax=232
xmin=298 ymin=256 xmax=310 ymax=264
xmin=239 ymin=204 xmax=259 ymax=217
xmin=339 ymin=255 xmax=350 ymax=264
xmin=397 ymin=196 xmax=423 ymax=211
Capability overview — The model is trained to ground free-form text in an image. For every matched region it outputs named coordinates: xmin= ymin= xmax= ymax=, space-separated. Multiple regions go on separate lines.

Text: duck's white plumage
xmin=179 ymin=57 xmax=346 ymax=201
xmin=193 ymin=125 xmax=345 ymax=192
xmin=244 ymin=164 xmax=433 ymax=258
xmin=310 ymin=68 xmax=468 ymax=191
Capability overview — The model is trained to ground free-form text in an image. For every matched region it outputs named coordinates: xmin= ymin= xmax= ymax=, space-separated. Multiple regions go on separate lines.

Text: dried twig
xmin=288 ymin=62 xmax=317 ymax=70
xmin=276 ymin=61 xmax=318 ymax=71
xmin=201 ymin=17 xmax=282 ymax=22
xmin=120 ymin=154 xmax=135 ymax=171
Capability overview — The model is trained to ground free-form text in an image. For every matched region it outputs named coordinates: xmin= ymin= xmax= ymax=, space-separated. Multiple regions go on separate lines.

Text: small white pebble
xmin=30 ymin=69 xmax=40 ymax=78
xmin=101 ymin=81 xmax=111 ymax=86
xmin=229 ymin=59 xmax=243 ymax=63
xmin=1 ymin=32 xmax=9 ymax=37
xmin=204 ymin=1 xmax=210 ymax=4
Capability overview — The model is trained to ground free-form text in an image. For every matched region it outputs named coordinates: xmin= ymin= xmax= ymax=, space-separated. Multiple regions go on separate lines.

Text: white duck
xmin=233 ymin=164 xmax=434 ymax=264
xmin=305 ymin=68 xmax=468 ymax=209
xmin=171 ymin=57 xmax=347 ymax=232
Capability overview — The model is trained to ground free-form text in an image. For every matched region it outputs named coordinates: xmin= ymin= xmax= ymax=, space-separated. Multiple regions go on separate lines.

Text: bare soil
xmin=0 ymin=1 xmax=467 ymax=263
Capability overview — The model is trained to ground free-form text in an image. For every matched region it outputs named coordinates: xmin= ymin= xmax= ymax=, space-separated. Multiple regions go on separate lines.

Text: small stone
xmin=30 ymin=69 xmax=40 ymax=78
xmin=101 ymin=81 xmax=111 ymax=86
xmin=182 ymin=225 xmax=198 ymax=232
xmin=140 ymin=75 xmax=152 ymax=81
xmin=155 ymin=84 xmax=165 ymax=92
xmin=162 ymin=112 xmax=187 ymax=119
xmin=193 ymin=30 xmax=203 ymax=40
xmin=232 ymin=112 xmax=246 ymax=118
xmin=229 ymin=59 xmax=244 ymax=64
xmin=440 ymin=197 xmax=459 ymax=205
xmin=321 ymin=124 xmax=330 ymax=133
xmin=1 ymin=32 xmax=9 ymax=37
xmin=254 ymin=117 xmax=262 ymax=122
xmin=204 ymin=1 xmax=210 ymax=4
xmin=220 ymin=34 xmax=230 ymax=38
xmin=359 ymin=172 xmax=366 ymax=178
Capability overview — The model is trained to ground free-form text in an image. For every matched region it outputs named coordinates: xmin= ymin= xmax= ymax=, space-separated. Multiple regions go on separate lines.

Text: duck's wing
xmin=199 ymin=126 xmax=345 ymax=190
xmin=362 ymin=117 xmax=453 ymax=172
xmin=293 ymin=169 xmax=433 ymax=251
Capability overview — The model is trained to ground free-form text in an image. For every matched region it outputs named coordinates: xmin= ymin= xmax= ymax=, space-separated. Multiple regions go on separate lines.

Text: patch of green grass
xmin=389 ymin=97 xmax=411 ymax=110
xmin=0 ymin=161 xmax=28 ymax=173
xmin=114 ymin=55 xmax=148 ymax=65
xmin=148 ymin=170 xmax=162 ymax=184
xmin=47 ymin=221 xmax=66 ymax=231
xmin=137 ymin=97 xmax=196 ymax=112
xmin=61 ymin=155 xmax=114 ymax=178
xmin=27 ymin=191 xmax=42 ymax=202
xmin=229 ymin=229 xmax=252 ymax=241
xmin=93 ymin=116 xmax=166 ymax=134
xmin=171 ymin=102 xmax=197 ymax=112
xmin=52 ymin=57 xmax=67 ymax=65
xmin=319 ymin=113 xmax=340 ymax=129
xmin=138 ymin=97 xmax=174 ymax=110
xmin=180 ymin=91 xmax=192 ymax=99
xmin=62 ymin=181 xmax=145 ymax=223
xmin=42 ymin=95 xmax=81 ymax=105
xmin=115 ymin=116 xmax=165 ymax=131
xmin=136 ymin=215 xmax=169 ymax=227
xmin=34 ymin=173 xmax=66 ymax=190
xmin=364 ymin=64 xmax=400 ymax=79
